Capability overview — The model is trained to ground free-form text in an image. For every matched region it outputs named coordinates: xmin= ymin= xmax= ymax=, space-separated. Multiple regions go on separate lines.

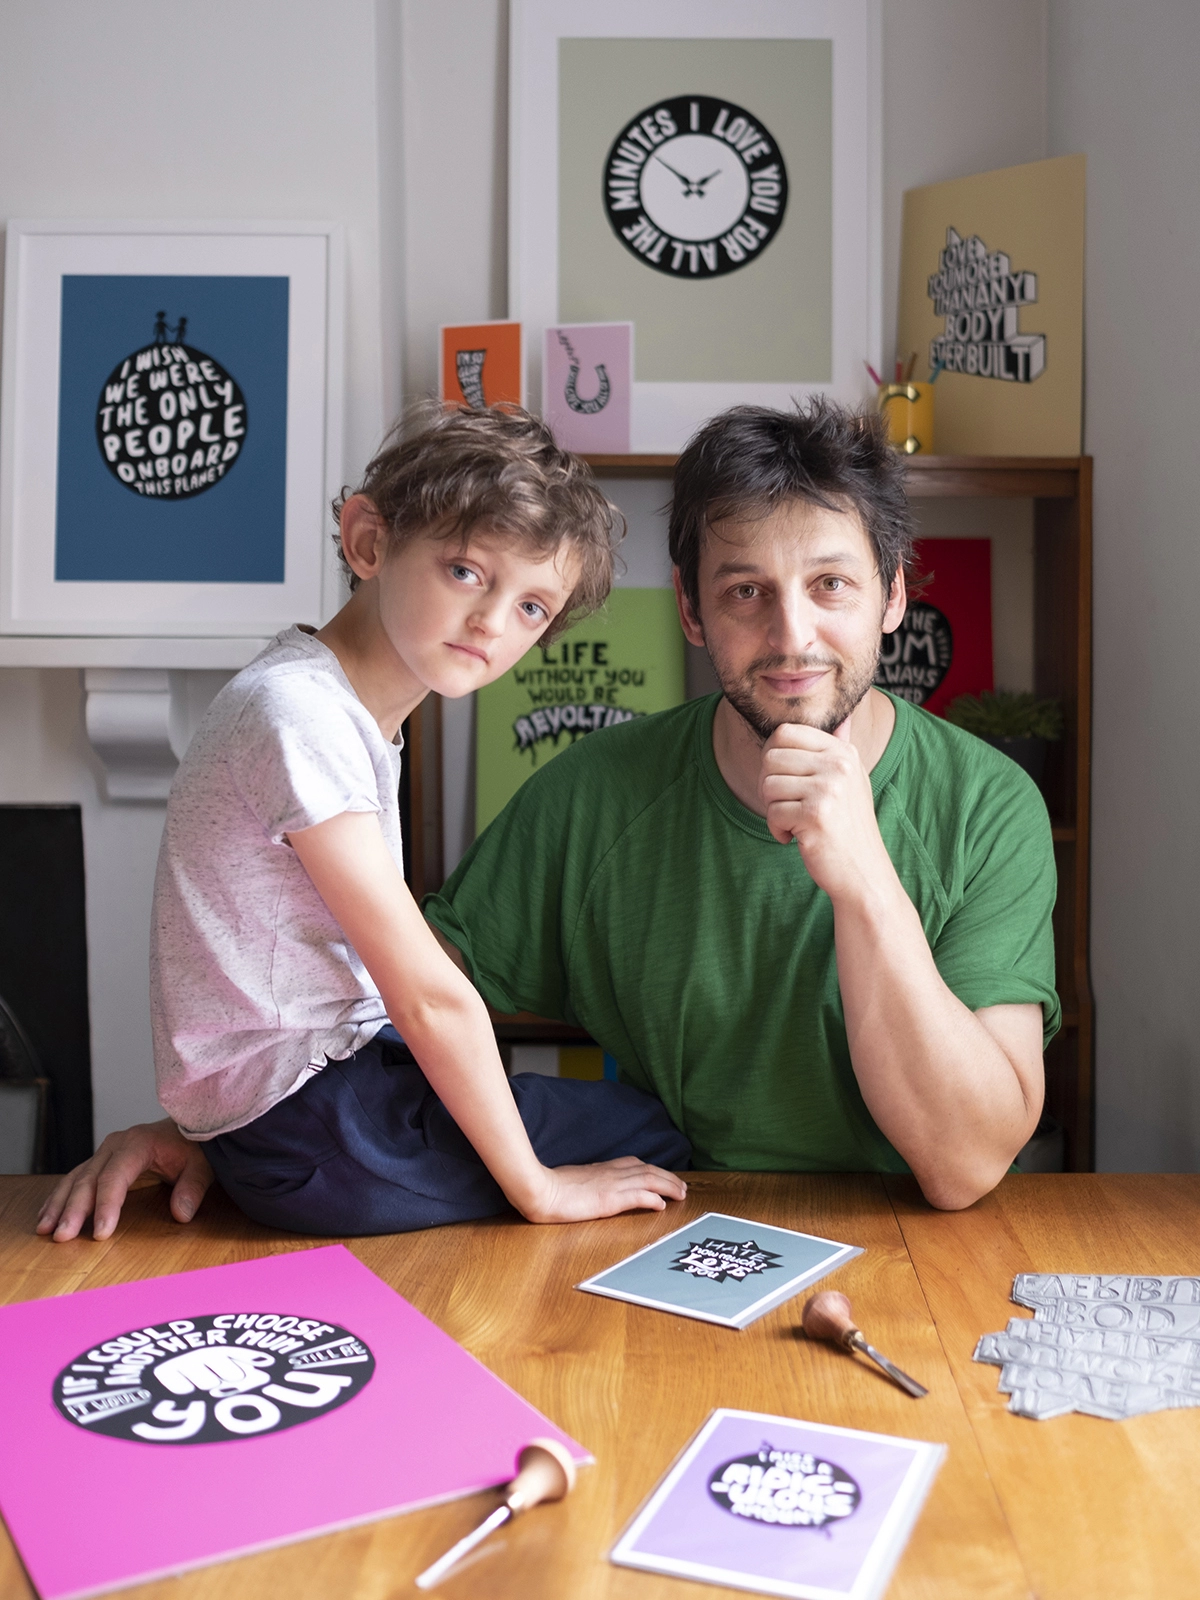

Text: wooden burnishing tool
xmin=414 ymin=1438 xmax=577 ymax=1589
xmin=802 ymin=1291 xmax=928 ymax=1399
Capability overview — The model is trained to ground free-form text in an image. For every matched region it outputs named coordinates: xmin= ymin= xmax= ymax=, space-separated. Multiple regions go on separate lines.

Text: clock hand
xmin=653 ymin=154 xmax=697 ymax=191
xmin=691 ymin=169 xmax=724 ymax=194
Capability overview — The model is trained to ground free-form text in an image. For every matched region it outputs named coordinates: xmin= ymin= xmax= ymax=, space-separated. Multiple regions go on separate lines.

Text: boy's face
xmin=375 ymin=527 xmax=580 ymax=699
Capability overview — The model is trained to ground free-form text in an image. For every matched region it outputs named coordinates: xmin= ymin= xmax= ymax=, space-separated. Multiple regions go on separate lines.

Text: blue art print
xmin=55 ymin=275 xmax=289 ymax=583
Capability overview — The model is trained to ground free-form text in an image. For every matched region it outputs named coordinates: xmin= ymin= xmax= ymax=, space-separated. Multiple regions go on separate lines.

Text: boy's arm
xmin=287 ymin=810 xmax=685 ymax=1223
xmin=38 ymin=912 xmax=502 ymax=1242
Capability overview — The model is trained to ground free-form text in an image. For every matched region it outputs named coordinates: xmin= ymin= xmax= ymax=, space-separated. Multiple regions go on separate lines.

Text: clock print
xmin=603 ymin=95 xmax=788 ymax=279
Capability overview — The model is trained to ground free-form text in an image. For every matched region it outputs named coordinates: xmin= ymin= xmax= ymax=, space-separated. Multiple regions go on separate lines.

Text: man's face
xmin=674 ymin=497 xmax=906 ymax=740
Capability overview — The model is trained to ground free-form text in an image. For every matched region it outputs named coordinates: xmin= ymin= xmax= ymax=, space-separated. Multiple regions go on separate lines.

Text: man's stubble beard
xmin=706 ymin=640 xmax=882 ymax=743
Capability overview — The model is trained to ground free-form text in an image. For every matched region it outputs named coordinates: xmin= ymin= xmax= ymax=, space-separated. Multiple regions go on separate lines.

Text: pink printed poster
xmin=542 ymin=322 xmax=632 ymax=453
xmin=0 ymin=1245 xmax=587 ymax=1599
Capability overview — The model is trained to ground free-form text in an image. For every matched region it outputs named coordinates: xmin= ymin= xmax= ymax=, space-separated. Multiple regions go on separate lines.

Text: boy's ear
xmin=672 ymin=567 xmax=706 ymax=649
xmin=339 ymin=495 xmax=389 ymax=582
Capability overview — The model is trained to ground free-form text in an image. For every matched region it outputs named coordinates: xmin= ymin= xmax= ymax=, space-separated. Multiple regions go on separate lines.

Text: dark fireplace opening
xmin=0 ymin=805 xmax=93 ymax=1171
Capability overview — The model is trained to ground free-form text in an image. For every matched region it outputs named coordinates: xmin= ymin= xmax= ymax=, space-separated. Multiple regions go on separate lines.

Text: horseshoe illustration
xmin=564 ymin=361 xmax=610 ymax=415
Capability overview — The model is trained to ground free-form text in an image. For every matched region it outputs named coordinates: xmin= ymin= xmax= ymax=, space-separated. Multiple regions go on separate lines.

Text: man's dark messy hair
xmin=668 ymin=399 xmax=914 ymax=615
xmin=333 ymin=402 xmax=622 ymax=642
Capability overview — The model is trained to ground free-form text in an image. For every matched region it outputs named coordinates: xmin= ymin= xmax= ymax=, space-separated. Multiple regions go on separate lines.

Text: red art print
xmin=875 ymin=538 xmax=993 ymax=717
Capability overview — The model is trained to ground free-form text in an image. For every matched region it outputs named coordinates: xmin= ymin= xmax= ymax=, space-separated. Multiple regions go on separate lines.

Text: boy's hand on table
xmin=36 ymin=1119 xmax=214 ymax=1242
xmin=518 ymin=1157 xmax=687 ymax=1224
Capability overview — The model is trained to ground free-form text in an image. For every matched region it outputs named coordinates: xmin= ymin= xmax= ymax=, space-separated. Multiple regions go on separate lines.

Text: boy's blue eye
xmin=520 ymin=601 xmax=546 ymax=620
xmin=450 ymin=564 xmax=476 ymax=582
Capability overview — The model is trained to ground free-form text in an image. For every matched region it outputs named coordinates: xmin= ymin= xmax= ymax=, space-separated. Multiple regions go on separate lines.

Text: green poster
xmin=475 ymin=588 xmax=686 ymax=834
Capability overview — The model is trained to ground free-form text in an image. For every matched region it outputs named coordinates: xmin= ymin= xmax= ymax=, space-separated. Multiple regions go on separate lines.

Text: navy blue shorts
xmin=205 ymin=1026 xmax=691 ymax=1236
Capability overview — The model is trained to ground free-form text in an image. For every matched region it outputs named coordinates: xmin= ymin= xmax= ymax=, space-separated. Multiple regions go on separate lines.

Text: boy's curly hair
xmin=333 ymin=402 xmax=622 ymax=642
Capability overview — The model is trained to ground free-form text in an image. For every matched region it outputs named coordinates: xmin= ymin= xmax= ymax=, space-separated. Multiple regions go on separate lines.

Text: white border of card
xmin=576 ymin=1212 xmax=862 ymax=1329
xmin=611 ymin=1410 xmax=946 ymax=1600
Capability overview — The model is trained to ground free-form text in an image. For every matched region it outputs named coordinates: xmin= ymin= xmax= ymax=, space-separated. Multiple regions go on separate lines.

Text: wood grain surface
xmin=2 ymin=1172 xmax=1194 ymax=1600
xmin=888 ymin=1172 xmax=1200 ymax=1600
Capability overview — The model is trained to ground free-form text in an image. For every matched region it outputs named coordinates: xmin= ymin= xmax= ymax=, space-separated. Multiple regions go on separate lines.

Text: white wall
xmin=0 ymin=0 xmax=396 ymax=1139
xmin=1049 ymin=1 xmax=1200 ymax=1170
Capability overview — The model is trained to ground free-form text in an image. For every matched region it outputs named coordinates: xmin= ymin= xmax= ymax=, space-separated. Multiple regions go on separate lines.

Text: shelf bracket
xmin=83 ymin=669 xmax=181 ymax=803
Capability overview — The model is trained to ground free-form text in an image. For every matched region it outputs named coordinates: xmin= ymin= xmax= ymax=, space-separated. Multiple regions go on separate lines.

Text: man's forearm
xmin=832 ymin=870 xmax=1042 ymax=1210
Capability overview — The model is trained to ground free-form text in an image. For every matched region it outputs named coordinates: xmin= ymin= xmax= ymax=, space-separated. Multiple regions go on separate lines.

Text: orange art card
xmin=439 ymin=322 xmax=523 ymax=409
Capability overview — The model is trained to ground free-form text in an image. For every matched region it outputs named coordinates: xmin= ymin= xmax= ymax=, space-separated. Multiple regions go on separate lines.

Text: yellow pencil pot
xmin=878 ymin=383 xmax=935 ymax=455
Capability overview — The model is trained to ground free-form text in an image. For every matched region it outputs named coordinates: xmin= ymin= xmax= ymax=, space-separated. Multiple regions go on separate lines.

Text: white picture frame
xmin=510 ymin=0 xmax=881 ymax=452
xmin=0 ymin=219 xmax=344 ymax=638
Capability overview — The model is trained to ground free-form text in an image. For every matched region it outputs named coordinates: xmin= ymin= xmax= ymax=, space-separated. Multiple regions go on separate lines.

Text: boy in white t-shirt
xmin=145 ymin=404 xmax=688 ymax=1235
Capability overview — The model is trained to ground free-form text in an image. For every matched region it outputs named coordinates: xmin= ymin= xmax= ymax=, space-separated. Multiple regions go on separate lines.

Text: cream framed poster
xmin=0 ymin=220 xmax=344 ymax=637
xmin=510 ymin=0 xmax=881 ymax=451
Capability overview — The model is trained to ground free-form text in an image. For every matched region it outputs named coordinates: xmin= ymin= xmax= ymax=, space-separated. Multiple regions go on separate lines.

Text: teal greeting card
xmin=578 ymin=1213 xmax=861 ymax=1329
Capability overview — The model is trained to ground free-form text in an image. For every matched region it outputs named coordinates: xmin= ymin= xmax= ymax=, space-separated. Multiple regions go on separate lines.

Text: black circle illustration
xmin=874 ymin=602 xmax=954 ymax=705
xmin=602 ymin=95 xmax=788 ymax=279
xmin=95 ymin=326 xmax=248 ymax=501
xmin=53 ymin=1313 xmax=374 ymax=1445
xmin=709 ymin=1446 xmax=861 ymax=1528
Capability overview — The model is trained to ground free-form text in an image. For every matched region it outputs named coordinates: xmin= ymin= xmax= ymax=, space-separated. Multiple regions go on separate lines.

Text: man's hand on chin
xmin=758 ymin=719 xmax=894 ymax=901
xmin=36 ymin=1119 xmax=213 ymax=1242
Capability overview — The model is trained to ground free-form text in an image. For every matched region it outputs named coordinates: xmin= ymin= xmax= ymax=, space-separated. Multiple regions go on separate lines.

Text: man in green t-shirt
xmin=41 ymin=400 xmax=1056 ymax=1234
xmin=424 ymin=402 xmax=1057 ymax=1210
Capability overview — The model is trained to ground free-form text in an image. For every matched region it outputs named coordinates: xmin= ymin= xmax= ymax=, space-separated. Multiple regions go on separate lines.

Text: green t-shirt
xmin=425 ymin=692 xmax=1060 ymax=1173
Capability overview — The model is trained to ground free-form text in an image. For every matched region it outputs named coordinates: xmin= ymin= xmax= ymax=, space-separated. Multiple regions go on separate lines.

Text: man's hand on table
xmin=36 ymin=1119 xmax=213 ymax=1242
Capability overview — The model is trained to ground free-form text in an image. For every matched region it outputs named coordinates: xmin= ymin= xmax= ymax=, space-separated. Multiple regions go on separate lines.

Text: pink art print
xmin=542 ymin=323 xmax=632 ymax=453
xmin=0 ymin=1245 xmax=587 ymax=1599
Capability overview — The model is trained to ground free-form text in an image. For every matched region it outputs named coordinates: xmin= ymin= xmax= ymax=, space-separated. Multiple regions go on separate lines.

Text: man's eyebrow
xmin=710 ymin=551 xmax=860 ymax=579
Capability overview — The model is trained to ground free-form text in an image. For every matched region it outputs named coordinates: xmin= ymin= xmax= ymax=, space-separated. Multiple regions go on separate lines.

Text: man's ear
xmin=338 ymin=495 xmax=389 ymax=583
xmin=673 ymin=567 xmax=707 ymax=649
xmin=881 ymin=564 xmax=907 ymax=635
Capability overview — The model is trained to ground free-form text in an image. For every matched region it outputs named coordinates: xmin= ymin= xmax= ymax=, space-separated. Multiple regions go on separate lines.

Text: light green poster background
xmin=558 ymin=38 xmax=832 ymax=383
xmin=475 ymin=588 xmax=686 ymax=833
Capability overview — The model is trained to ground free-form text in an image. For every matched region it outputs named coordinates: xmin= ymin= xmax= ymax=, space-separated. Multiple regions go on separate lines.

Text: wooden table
xmin=2 ymin=1172 xmax=1199 ymax=1599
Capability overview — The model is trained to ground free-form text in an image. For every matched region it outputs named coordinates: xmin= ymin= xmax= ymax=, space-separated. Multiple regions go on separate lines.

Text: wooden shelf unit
xmin=903 ymin=457 xmax=1094 ymax=1171
xmin=402 ymin=454 xmax=1094 ymax=1171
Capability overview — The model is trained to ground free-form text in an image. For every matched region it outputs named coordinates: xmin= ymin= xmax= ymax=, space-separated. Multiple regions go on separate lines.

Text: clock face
xmin=603 ymin=95 xmax=789 ymax=279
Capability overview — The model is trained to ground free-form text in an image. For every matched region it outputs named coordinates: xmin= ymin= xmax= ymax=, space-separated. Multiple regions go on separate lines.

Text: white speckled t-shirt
xmin=150 ymin=626 xmax=402 ymax=1139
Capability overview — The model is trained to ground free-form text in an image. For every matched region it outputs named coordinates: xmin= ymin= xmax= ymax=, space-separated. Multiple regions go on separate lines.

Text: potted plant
xmin=943 ymin=690 xmax=1063 ymax=789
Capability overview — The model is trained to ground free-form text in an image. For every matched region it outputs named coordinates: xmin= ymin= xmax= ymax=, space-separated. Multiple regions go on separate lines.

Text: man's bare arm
xmin=762 ymin=721 xmax=1044 ymax=1210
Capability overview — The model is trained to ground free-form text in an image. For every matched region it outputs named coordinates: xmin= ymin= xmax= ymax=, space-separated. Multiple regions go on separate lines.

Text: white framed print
xmin=0 ymin=220 xmax=344 ymax=637
xmin=510 ymin=0 xmax=881 ymax=452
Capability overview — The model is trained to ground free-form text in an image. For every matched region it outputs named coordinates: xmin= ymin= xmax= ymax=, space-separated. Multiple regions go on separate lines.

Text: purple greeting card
xmin=611 ymin=1410 xmax=944 ymax=1600
xmin=0 ymin=1245 xmax=588 ymax=1599
xmin=542 ymin=322 xmax=632 ymax=453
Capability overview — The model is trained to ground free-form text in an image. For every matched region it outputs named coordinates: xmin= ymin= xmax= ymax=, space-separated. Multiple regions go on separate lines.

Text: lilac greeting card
xmin=611 ymin=1410 xmax=944 ymax=1600
xmin=542 ymin=322 xmax=632 ymax=453
xmin=0 ymin=1245 xmax=588 ymax=1599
